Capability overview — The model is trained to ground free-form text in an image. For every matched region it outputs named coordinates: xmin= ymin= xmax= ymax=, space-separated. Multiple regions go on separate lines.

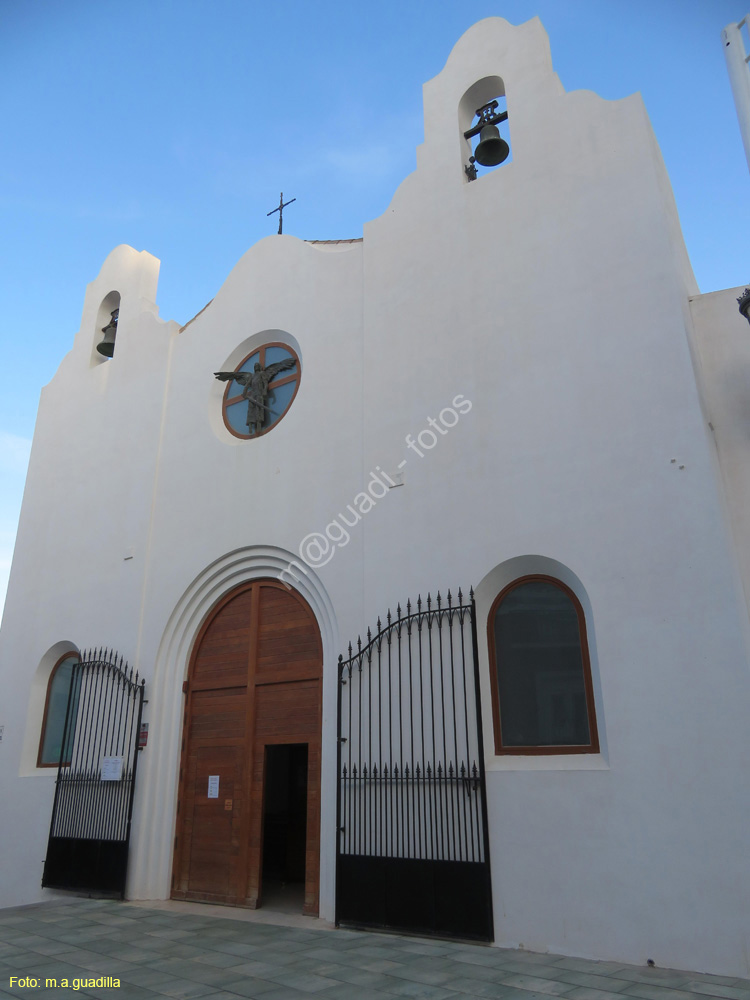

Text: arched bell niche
xmin=94 ymin=290 xmax=120 ymax=362
xmin=459 ymin=76 xmax=512 ymax=181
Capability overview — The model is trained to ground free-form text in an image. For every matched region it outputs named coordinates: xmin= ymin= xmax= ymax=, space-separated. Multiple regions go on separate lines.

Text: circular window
xmin=220 ymin=343 xmax=301 ymax=439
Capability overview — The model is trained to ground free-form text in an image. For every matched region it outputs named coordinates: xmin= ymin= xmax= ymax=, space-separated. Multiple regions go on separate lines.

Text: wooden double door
xmin=172 ymin=580 xmax=322 ymax=914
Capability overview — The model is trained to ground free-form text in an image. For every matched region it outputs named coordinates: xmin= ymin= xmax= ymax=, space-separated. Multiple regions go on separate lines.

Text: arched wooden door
xmin=171 ymin=580 xmax=322 ymax=914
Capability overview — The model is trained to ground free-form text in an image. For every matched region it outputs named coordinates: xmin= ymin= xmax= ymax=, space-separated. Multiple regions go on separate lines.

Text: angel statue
xmin=214 ymin=358 xmax=296 ymax=435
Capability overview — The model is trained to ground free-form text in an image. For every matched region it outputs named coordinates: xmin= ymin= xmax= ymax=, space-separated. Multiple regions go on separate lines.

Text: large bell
xmin=97 ymin=309 xmax=118 ymax=358
xmin=473 ymin=124 xmax=510 ymax=167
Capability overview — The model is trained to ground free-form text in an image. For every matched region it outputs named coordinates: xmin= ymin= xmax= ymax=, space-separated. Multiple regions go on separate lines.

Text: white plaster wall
xmin=354 ymin=16 xmax=750 ymax=975
xmin=126 ymin=234 xmax=366 ymax=921
xmin=0 ymin=246 xmax=175 ymax=907
xmin=1 ymin=14 xmax=749 ymax=980
xmin=688 ymin=286 xmax=750 ymax=622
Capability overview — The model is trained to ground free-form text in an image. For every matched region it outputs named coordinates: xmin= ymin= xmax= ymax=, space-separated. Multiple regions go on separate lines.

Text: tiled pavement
xmin=0 ymin=899 xmax=748 ymax=1000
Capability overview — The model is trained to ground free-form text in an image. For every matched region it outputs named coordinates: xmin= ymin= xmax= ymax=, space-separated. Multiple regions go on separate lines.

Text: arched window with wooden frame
xmin=37 ymin=652 xmax=80 ymax=767
xmin=488 ymin=575 xmax=599 ymax=755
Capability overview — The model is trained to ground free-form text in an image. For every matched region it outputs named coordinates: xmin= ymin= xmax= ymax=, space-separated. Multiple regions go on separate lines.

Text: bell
xmin=473 ymin=124 xmax=510 ymax=167
xmin=97 ymin=309 xmax=118 ymax=358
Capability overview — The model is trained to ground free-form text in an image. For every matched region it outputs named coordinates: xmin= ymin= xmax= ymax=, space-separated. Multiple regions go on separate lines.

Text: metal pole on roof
xmin=722 ymin=16 xmax=750 ymax=173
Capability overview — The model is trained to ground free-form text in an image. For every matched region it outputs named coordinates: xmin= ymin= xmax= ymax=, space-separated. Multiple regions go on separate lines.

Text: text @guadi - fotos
xmin=279 ymin=394 xmax=472 ymax=587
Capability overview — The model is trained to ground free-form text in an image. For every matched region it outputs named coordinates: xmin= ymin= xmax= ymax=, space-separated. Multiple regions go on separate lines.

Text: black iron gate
xmin=42 ymin=649 xmax=145 ymax=897
xmin=336 ymin=589 xmax=494 ymax=941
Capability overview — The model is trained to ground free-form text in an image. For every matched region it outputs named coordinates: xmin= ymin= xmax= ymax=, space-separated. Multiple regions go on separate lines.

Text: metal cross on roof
xmin=267 ymin=191 xmax=296 ymax=235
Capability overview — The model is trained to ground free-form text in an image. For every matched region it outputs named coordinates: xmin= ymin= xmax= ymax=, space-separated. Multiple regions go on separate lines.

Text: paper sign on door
xmin=101 ymin=756 xmax=123 ymax=781
xmin=207 ymin=775 xmax=219 ymax=798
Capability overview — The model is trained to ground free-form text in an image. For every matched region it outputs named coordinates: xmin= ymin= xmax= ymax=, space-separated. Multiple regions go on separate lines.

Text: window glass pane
xmin=264 ymin=345 xmax=297 ymax=373
xmin=40 ymin=656 xmax=80 ymax=765
xmin=494 ymin=581 xmax=590 ymax=747
xmin=225 ymin=398 xmax=249 ymax=435
xmin=266 ymin=378 xmax=297 ymax=424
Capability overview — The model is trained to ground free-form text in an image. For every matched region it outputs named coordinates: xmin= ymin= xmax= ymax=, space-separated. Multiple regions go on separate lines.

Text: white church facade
xmin=1 ymin=16 xmax=750 ymax=978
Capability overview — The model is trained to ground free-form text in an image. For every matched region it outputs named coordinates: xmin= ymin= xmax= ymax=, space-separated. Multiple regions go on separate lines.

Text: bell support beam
xmin=463 ymin=102 xmax=509 ymax=140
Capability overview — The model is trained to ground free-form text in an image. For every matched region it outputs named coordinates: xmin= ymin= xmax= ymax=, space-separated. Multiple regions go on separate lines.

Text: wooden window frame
xmin=37 ymin=652 xmax=80 ymax=768
xmin=487 ymin=574 xmax=599 ymax=756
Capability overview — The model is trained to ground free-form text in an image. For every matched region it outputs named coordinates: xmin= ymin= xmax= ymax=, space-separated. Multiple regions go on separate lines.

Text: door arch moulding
xmin=127 ymin=546 xmax=338 ymax=909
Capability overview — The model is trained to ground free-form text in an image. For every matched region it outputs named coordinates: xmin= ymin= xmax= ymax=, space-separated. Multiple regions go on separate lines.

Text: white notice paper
xmin=101 ymin=756 xmax=123 ymax=781
xmin=207 ymin=775 xmax=219 ymax=798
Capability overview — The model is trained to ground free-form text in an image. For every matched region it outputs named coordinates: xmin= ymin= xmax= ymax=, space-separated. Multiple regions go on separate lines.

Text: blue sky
xmin=0 ymin=0 xmax=747 ymax=615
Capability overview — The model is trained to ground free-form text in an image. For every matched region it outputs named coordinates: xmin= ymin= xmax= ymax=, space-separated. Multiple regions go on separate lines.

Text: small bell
xmin=97 ymin=309 xmax=119 ymax=358
xmin=473 ymin=124 xmax=510 ymax=167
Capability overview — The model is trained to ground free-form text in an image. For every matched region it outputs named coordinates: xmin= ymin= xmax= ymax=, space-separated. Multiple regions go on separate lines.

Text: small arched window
xmin=37 ymin=653 xmax=80 ymax=767
xmin=488 ymin=576 xmax=599 ymax=754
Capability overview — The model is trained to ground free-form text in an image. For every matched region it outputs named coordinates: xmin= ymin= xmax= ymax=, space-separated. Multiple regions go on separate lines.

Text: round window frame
xmin=221 ymin=342 xmax=301 ymax=440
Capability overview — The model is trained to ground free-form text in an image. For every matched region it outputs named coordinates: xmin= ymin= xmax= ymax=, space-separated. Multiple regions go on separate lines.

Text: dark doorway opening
xmin=262 ymin=743 xmax=308 ymax=910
